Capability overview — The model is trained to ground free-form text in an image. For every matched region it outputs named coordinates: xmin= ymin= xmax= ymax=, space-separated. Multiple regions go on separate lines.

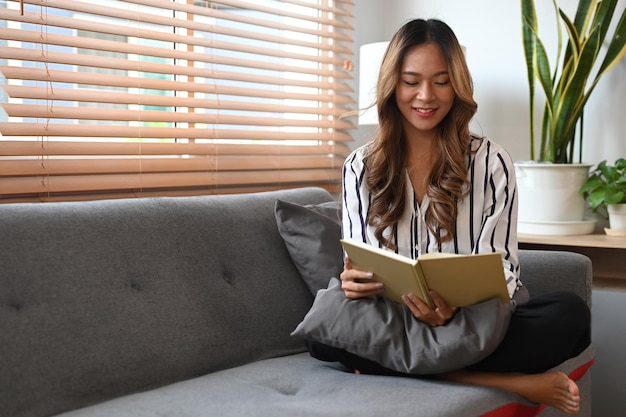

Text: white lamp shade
xmin=358 ymin=41 xmax=389 ymax=125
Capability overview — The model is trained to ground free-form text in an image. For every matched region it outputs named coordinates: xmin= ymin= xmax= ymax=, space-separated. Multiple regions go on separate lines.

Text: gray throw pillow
xmin=292 ymin=278 xmax=514 ymax=375
xmin=274 ymin=199 xmax=343 ymax=295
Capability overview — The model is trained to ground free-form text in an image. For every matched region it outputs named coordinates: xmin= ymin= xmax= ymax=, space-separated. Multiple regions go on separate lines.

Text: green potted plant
xmin=515 ymin=0 xmax=626 ymax=235
xmin=580 ymin=158 xmax=626 ymax=233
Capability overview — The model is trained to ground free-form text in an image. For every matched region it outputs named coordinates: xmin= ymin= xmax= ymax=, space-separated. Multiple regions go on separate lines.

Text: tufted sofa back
xmin=0 ymin=187 xmax=334 ymax=417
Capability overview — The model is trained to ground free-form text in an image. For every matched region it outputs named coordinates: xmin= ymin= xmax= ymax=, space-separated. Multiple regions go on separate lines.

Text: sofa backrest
xmin=0 ymin=187 xmax=334 ymax=417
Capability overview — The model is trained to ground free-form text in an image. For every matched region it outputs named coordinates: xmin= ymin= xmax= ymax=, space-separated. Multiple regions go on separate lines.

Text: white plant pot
xmin=607 ymin=204 xmax=626 ymax=230
xmin=514 ymin=162 xmax=594 ymax=235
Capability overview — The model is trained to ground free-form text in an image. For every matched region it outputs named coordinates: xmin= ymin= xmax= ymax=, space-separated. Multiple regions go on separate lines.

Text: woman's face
xmin=394 ymin=42 xmax=455 ymax=139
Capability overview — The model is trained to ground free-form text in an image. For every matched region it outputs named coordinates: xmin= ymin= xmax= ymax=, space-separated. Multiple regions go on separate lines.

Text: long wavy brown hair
xmin=364 ymin=19 xmax=478 ymax=250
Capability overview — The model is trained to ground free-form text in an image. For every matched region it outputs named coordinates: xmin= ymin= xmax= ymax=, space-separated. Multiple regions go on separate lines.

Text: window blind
xmin=0 ymin=0 xmax=355 ymax=202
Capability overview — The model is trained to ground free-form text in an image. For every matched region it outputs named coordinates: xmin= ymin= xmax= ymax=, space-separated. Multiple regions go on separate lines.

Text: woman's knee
xmin=550 ymin=291 xmax=590 ymax=324
xmin=539 ymin=291 xmax=591 ymax=354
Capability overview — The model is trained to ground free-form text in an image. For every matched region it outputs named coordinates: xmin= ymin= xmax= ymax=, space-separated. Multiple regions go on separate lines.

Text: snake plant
xmin=521 ymin=0 xmax=626 ymax=163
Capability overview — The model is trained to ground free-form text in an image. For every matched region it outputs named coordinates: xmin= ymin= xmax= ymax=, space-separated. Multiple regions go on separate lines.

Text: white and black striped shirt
xmin=342 ymin=135 xmax=522 ymax=299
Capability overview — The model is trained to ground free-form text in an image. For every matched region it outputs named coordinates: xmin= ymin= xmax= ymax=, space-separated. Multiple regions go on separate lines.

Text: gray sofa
xmin=0 ymin=187 xmax=594 ymax=417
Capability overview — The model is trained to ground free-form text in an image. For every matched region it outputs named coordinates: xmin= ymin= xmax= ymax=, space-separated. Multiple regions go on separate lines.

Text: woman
xmin=310 ymin=19 xmax=590 ymax=414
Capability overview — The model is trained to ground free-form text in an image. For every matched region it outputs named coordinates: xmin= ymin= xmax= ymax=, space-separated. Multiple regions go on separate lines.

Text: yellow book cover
xmin=340 ymin=238 xmax=510 ymax=308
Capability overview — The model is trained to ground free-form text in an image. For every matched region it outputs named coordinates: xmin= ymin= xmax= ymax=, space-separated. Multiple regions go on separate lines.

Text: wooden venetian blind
xmin=0 ymin=0 xmax=355 ymax=202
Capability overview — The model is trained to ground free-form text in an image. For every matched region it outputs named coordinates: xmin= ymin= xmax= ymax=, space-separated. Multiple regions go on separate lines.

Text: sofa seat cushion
xmin=55 ymin=348 xmax=594 ymax=417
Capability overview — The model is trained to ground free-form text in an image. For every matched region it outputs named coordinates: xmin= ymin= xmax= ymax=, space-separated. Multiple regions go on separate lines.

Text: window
xmin=0 ymin=0 xmax=354 ymax=202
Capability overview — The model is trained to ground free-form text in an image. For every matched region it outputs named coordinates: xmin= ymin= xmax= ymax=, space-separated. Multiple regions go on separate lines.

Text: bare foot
xmin=506 ymin=371 xmax=580 ymax=415
xmin=441 ymin=370 xmax=580 ymax=415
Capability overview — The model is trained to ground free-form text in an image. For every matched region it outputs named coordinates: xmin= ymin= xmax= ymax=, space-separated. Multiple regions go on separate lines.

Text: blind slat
xmin=0 ymin=140 xmax=352 ymax=156
xmin=0 ymin=45 xmax=352 ymax=80
xmin=0 ymin=123 xmax=354 ymax=142
xmin=0 ymin=65 xmax=353 ymax=93
xmin=3 ymin=102 xmax=356 ymax=130
xmin=0 ymin=155 xmax=346 ymax=176
xmin=1 ymin=169 xmax=342 ymax=194
xmin=3 ymin=84 xmax=355 ymax=108
xmin=0 ymin=183 xmax=341 ymax=203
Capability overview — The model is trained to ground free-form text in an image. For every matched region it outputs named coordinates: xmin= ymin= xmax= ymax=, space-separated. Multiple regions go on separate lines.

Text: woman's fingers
xmin=340 ymin=272 xmax=384 ymax=299
xmin=429 ymin=290 xmax=458 ymax=321
xmin=341 ymin=281 xmax=384 ymax=299
xmin=402 ymin=294 xmax=438 ymax=325
xmin=340 ymin=256 xmax=383 ymax=299
xmin=403 ymin=291 xmax=458 ymax=327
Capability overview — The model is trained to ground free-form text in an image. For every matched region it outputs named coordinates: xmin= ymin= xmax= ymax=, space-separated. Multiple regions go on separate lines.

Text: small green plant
xmin=580 ymin=158 xmax=626 ymax=212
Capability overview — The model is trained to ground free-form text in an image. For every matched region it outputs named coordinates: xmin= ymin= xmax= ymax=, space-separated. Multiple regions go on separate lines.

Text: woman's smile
xmin=414 ymin=107 xmax=438 ymax=117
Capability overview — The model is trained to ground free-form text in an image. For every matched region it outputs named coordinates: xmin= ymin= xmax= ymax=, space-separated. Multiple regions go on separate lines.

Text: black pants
xmin=306 ymin=291 xmax=591 ymax=376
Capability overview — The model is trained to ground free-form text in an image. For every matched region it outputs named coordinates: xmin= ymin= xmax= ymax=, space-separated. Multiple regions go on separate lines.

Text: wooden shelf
xmin=519 ymin=233 xmax=626 ymax=249
xmin=519 ymin=233 xmax=626 ymax=291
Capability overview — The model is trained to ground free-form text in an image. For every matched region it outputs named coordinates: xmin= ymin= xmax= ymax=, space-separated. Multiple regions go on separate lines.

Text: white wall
xmin=350 ymin=0 xmax=386 ymax=149
xmin=351 ymin=0 xmax=626 ymax=166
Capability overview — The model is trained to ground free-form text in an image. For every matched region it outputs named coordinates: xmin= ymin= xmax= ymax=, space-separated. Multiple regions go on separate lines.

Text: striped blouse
xmin=341 ymin=135 xmax=522 ymax=299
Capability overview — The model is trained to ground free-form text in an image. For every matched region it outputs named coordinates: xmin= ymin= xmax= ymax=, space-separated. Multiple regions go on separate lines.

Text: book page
xmin=418 ymin=253 xmax=510 ymax=307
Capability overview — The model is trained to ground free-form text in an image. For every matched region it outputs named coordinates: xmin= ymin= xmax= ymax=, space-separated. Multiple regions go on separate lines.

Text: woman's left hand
xmin=402 ymin=290 xmax=458 ymax=327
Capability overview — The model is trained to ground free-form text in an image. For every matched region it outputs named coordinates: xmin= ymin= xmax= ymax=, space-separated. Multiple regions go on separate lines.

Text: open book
xmin=340 ymin=238 xmax=510 ymax=308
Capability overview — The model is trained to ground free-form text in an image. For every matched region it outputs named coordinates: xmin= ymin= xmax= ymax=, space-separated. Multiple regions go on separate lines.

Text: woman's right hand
xmin=339 ymin=256 xmax=384 ymax=299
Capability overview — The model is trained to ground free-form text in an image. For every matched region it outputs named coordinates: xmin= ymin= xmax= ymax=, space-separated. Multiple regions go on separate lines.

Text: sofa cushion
xmin=292 ymin=278 xmax=513 ymax=375
xmin=274 ymin=199 xmax=343 ymax=295
xmin=53 ymin=349 xmax=595 ymax=417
